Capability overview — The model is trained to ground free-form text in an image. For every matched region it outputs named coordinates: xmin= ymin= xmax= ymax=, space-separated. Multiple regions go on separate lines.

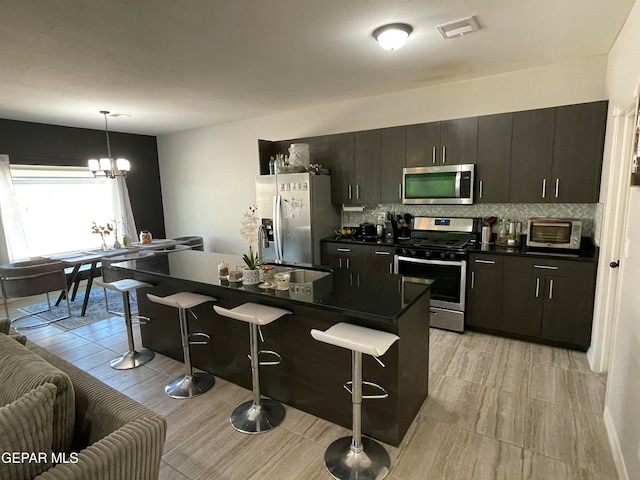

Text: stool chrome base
xmin=165 ymin=372 xmax=215 ymax=399
xmin=110 ymin=348 xmax=155 ymax=370
xmin=230 ymin=398 xmax=285 ymax=434
xmin=324 ymin=436 xmax=391 ymax=480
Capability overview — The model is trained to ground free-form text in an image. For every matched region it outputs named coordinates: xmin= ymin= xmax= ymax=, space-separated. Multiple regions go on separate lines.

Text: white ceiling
xmin=0 ymin=0 xmax=635 ymax=136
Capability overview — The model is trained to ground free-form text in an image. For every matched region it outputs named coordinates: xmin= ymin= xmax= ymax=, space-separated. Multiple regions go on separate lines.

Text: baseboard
xmin=604 ymin=405 xmax=630 ymax=480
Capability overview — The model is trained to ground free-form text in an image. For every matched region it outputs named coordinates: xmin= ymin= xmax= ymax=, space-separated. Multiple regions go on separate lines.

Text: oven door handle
xmin=396 ymin=256 xmax=465 ymax=267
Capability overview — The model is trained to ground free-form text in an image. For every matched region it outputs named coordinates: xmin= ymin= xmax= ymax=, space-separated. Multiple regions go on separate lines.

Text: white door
xmin=590 ymin=92 xmax=639 ymax=372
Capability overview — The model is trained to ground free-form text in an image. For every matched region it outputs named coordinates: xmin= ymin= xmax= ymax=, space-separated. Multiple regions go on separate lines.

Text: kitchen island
xmin=109 ymin=249 xmax=431 ymax=446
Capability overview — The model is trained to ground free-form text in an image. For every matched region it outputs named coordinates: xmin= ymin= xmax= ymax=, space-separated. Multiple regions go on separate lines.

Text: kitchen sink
xmin=262 ymin=264 xmax=333 ymax=300
xmin=287 ymin=269 xmax=330 ymax=283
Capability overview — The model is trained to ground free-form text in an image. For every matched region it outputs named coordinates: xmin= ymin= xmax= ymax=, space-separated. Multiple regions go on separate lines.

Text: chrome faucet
xmin=257 ymin=224 xmax=269 ymax=260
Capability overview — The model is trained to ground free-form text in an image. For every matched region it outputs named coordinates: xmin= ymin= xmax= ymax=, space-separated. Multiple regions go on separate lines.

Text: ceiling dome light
xmin=373 ymin=23 xmax=413 ymax=51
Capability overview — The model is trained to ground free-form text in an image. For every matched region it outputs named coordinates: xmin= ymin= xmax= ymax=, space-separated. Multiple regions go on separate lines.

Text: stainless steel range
xmin=394 ymin=217 xmax=480 ymax=333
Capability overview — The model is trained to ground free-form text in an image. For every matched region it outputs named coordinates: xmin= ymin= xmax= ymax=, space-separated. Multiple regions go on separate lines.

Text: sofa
xmin=0 ymin=328 xmax=167 ymax=480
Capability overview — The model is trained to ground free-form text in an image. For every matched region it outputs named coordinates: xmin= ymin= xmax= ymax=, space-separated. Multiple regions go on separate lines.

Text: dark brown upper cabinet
xmin=406 ymin=118 xmax=478 ymax=167
xmin=380 ymin=126 xmax=406 ymax=203
xmin=329 ymin=133 xmax=355 ymax=204
xmin=440 ymin=117 xmax=478 ymax=165
xmin=354 ymin=130 xmax=381 ymax=204
xmin=260 ymin=100 xmax=606 ymax=206
xmin=475 ymin=114 xmax=512 ymax=203
xmin=509 ymin=107 xmax=556 ymax=203
xmin=406 ymin=122 xmax=440 ymax=167
xmin=552 ymin=101 xmax=607 ymax=203
xmin=509 ymin=101 xmax=607 ymax=203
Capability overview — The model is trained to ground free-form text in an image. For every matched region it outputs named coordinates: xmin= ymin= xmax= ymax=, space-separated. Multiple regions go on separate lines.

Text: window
xmin=10 ymin=165 xmax=118 ymax=256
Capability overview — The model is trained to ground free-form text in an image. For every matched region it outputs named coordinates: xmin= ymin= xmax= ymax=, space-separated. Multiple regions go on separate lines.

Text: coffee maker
xmin=384 ymin=219 xmax=398 ymax=243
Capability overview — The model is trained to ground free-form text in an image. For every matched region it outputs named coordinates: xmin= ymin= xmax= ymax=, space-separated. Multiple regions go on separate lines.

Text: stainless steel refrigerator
xmin=255 ymin=173 xmax=339 ymax=265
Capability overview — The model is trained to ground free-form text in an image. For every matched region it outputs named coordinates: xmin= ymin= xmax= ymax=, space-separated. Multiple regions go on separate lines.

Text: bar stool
xmin=147 ymin=292 xmax=217 ymax=399
xmin=94 ymin=278 xmax=154 ymax=370
xmin=213 ymin=302 xmax=291 ymax=434
xmin=310 ymin=322 xmax=399 ymax=480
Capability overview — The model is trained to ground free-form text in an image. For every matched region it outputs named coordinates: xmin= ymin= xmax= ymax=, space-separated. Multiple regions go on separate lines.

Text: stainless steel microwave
xmin=402 ymin=164 xmax=475 ymax=205
xmin=526 ymin=218 xmax=582 ymax=250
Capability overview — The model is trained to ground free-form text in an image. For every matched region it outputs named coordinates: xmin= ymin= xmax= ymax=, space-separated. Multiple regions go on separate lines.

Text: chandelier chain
xmin=103 ymin=111 xmax=112 ymax=158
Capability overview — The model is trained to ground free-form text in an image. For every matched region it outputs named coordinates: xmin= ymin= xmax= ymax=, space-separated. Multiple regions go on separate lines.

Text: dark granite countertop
xmin=111 ymin=250 xmax=431 ymax=322
xmin=322 ymin=236 xmax=598 ymax=262
xmin=466 ymin=236 xmax=598 ymax=262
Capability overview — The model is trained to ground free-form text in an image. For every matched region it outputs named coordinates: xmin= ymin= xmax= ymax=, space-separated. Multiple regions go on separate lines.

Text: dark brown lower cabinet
xmin=540 ymin=273 xmax=595 ymax=347
xmin=467 ymin=254 xmax=596 ymax=351
xmin=321 ymin=242 xmax=395 ymax=275
xmin=501 ymin=270 xmax=545 ymax=337
xmin=466 ymin=254 xmax=503 ymax=330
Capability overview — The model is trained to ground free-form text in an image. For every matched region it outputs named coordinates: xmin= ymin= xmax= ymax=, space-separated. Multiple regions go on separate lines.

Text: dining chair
xmin=0 ymin=258 xmax=71 ymax=328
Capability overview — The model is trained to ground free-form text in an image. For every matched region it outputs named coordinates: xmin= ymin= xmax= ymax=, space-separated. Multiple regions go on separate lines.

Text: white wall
xmin=601 ymin=1 xmax=640 ymax=478
xmin=157 ymin=55 xmax=606 ymax=254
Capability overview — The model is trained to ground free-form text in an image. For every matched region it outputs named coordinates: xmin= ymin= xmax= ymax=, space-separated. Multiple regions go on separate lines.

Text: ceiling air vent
xmin=435 ymin=16 xmax=480 ymax=39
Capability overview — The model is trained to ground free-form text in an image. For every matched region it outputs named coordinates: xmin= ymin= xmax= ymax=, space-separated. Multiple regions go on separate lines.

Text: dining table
xmin=45 ymin=239 xmax=183 ymax=316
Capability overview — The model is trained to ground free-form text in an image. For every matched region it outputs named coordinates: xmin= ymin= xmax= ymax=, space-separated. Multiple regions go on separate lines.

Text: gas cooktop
xmin=395 ymin=216 xmax=480 ymax=260
xmin=399 ymin=238 xmax=471 ymax=251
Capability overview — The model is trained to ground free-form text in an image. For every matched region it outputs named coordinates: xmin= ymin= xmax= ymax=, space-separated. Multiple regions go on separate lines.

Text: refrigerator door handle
xmin=272 ymin=195 xmax=280 ymax=261
xmin=274 ymin=194 xmax=284 ymax=260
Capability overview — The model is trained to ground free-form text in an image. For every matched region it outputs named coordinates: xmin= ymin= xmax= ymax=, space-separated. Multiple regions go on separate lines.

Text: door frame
xmin=588 ymin=86 xmax=639 ymax=372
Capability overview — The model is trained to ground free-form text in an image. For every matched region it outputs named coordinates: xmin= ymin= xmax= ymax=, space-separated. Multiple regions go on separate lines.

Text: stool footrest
xmin=343 ymin=380 xmax=389 ymax=399
xmin=131 ymin=315 xmax=151 ymax=325
xmin=189 ymin=332 xmax=210 ymax=345
xmin=258 ymin=350 xmax=281 ymax=366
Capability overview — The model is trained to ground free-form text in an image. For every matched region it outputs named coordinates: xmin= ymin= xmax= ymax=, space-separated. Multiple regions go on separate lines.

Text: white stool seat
xmin=95 ymin=278 xmax=152 ymax=293
xmin=147 ymin=292 xmax=217 ymax=309
xmin=214 ymin=303 xmax=291 ymax=325
xmin=311 ymin=323 xmax=399 ymax=357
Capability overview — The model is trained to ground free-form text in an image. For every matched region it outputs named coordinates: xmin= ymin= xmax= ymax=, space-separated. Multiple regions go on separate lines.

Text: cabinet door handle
xmin=339 ymin=258 xmax=342 ymax=269
xmin=337 ymin=248 xmax=352 ymax=252
xmin=442 ymin=146 xmax=447 ymax=164
xmin=535 ymin=277 xmax=540 ymax=298
xmin=432 ymin=146 xmax=437 ymax=164
xmin=356 ymin=185 xmax=361 ymax=199
xmin=555 ymin=178 xmax=560 ymax=198
xmin=474 ymin=259 xmax=495 ymax=264
xmin=479 ymin=180 xmax=483 ymax=199
xmin=542 ymin=178 xmax=547 ymax=198
xmin=399 ymin=183 xmax=403 ymax=200
xmin=346 ymin=258 xmax=350 ymax=269
xmin=348 ymin=185 xmax=352 ymax=200
xmin=549 ymin=279 xmax=554 ymax=300
xmin=389 ymin=262 xmax=393 ymax=274
xmin=471 ymin=271 xmax=475 ymax=289
xmin=374 ymin=251 xmax=391 ymax=255
xmin=534 ymin=265 xmax=558 ymax=270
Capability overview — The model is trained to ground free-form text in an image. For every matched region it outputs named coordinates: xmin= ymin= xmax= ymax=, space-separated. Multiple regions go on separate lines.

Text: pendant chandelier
xmin=87 ymin=110 xmax=130 ymax=179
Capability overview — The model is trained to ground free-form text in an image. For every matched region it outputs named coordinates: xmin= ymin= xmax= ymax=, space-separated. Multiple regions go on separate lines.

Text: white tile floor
xmin=7 ymin=296 xmax=618 ymax=480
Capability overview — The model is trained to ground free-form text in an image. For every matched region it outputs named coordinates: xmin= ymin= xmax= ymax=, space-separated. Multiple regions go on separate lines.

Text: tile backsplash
xmin=342 ymin=203 xmax=597 ymax=237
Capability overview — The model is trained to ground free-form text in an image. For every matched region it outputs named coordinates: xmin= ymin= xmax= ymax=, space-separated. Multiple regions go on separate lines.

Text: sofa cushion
xmin=0 ymin=334 xmax=75 ymax=454
xmin=0 ymin=383 xmax=57 ymax=480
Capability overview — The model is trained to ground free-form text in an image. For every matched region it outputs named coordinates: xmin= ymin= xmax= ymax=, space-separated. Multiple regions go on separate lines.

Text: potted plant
xmin=240 ymin=205 xmax=262 ymax=285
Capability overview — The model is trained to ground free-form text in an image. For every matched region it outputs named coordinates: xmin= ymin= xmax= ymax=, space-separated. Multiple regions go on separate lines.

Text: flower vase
xmin=100 ymin=237 xmax=109 ymax=252
xmin=113 ymin=239 xmax=121 ymax=249
xmin=242 ymin=268 xmax=260 ymax=285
